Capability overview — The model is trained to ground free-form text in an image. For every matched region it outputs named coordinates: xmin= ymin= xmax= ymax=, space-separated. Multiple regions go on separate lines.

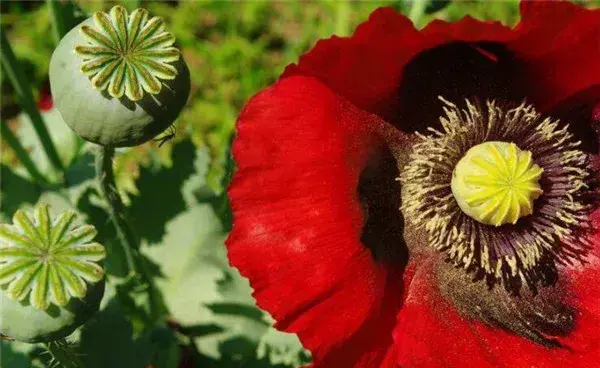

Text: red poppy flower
xmin=226 ymin=2 xmax=600 ymax=367
xmin=37 ymin=81 xmax=54 ymax=112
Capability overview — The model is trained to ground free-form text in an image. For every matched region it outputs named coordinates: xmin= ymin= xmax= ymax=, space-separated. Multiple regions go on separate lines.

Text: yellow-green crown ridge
xmin=0 ymin=204 xmax=106 ymax=311
xmin=451 ymin=141 xmax=544 ymax=227
xmin=74 ymin=5 xmax=180 ymax=101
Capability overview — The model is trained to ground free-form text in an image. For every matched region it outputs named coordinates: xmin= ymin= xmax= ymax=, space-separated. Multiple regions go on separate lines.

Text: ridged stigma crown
xmin=74 ymin=5 xmax=180 ymax=101
xmin=0 ymin=204 xmax=105 ymax=310
xmin=451 ymin=141 xmax=544 ymax=226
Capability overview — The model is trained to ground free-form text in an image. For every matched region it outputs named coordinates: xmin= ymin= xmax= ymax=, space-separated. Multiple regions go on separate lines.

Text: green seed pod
xmin=0 ymin=204 xmax=106 ymax=343
xmin=49 ymin=6 xmax=190 ymax=147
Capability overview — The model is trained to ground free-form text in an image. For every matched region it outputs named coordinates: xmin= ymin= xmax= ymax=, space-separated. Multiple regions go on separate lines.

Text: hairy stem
xmin=0 ymin=29 xmax=65 ymax=174
xmin=95 ymin=146 xmax=137 ymax=273
xmin=95 ymin=146 xmax=164 ymax=320
xmin=45 ymin=339 xmax=85 ymax=368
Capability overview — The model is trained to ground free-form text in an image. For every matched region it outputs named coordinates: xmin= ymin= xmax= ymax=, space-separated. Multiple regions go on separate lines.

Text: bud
xmin=49 ymin=6 xmax=190 ymax=147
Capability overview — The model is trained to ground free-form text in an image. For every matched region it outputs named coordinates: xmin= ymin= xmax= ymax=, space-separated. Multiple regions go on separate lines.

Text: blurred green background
xmin=1 ymin=0 xmax=530 ymax=196
xmin=0 ymin=1 xmax=597 ymax=367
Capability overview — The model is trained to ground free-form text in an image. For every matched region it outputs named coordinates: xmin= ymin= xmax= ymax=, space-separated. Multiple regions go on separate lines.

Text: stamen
xmin=400 ymin=98 xmax=595 ymax=293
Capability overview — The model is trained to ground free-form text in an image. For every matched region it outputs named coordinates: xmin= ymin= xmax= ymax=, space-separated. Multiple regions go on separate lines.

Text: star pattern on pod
xmin=0 ymin=204 xmax=106 ymax=311
xmin=452 ymin=141 xmax=544 ymax=226
xmin=74 ymin=5 xmax=180 ymax=101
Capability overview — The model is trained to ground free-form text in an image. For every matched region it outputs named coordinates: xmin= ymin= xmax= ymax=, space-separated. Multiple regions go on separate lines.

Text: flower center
xmin=400 ymin=98 xmax=595 ymax=293
xmin=451 ymin=141 xmax=544 ymax=226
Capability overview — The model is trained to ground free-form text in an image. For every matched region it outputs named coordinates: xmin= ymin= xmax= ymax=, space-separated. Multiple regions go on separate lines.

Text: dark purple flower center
xmin=400 ymin=98 xmax=596 ymax=294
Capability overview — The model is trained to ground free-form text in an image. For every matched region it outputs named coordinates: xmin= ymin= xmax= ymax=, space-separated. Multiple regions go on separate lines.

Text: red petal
xmin=511 ymin=1 xmax=600 ymax=112
xmin=282 ymin=8 xmax=420 ymax=125
xmin=226 ymin=76 xmax=404 ymax=367
xmin=284 ymin=3 xmax=599 ymax=142
xmin=282 ymin=7 xmax=515 ymax=129
xmin=395 ymin=251 xmax=600 ymax=367
xmin=231 ymin=3 xmax=600 ymax=366
xmin=510 ymin=1 xmax=600 ymax=157
xmin=563 ymin=208 xmax=600 ymax=317
xmin=594 ymin=101 xmax=600 ymax=169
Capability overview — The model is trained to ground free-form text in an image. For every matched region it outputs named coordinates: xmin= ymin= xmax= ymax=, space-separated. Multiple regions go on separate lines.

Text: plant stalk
xmin=334 ymin=1 xmax=350 ymax=37
xmin=45 ymin=339 xmax=85 ymax=368
xmin=0 ymin=29 xmax=65 ymax=174
xmin=123 ymin=0 xmax=142 ymax=12
xmin=46 ymin=0 xmax=68 ymax=45
xmin=95 ymin=146 xmax=164 ymax=321
xmin=1 ymin=119 xmax=48 ymax=184
xmin=95 ymin=146 xmax=137 ymax=274
xmin=408 ymin=0 xmax=428 ymax=28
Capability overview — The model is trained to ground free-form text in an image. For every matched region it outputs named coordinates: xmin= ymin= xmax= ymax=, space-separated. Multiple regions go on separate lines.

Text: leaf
xmin=64 ymin=152 xmax=96 ymax=188
xmin=257 ymin=326 xmax=311 ymax=367
xmin=143 ymin=203 xmax=270 ymax=360
xmin=0 ymin=340 xmax=31 ymax=368
xmin=218 ymin=337 xmax=273 ymax=367
xmin=77 ymin=299 xmax=177 ymax=368
xmin=147 ymin=326 xmax=181 ymax=368
xmin=75 ymin=187 xmax=129 ymax=278
xmin=425 ymin=0 xmax=452 ymax=14
xmin=0 ymin=164 xmax=41 ymax=220
xmin=206 ymin=302 xmax=267 ymax=323
xmin=128 ymin=140 xmax=199 ymax=244
xmin=77 ymin=301 xmax=148 ymax=368
xmin=176 ymin=323 xmax=224 ymax=338
xmin=193 ymin=144 xmax=233 ymax=231
xmin=15 ymin=108 xmax=81 ymax=181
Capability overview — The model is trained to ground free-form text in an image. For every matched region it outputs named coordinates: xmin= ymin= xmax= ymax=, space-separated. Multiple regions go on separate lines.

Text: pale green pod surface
xmin=49 ymin=6 xmax=190 ymax=147
xmin=0 ymin=280 xmax=104 ymax=343
xmin=0 ymin=205 xmax=107 ymax=342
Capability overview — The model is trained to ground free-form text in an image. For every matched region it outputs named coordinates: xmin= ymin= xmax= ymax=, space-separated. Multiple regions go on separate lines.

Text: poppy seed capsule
xmin=0 ymin=204 xmax=106 ymax=343
xmin=49 ymin=6 xmax=190 ymax=147
xmin=451 ymin=141 xmax=544 ymax=227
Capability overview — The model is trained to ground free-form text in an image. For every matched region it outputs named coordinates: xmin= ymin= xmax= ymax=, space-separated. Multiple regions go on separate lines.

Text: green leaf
xmin=129 ymin=140 xmax=200 ymax=244
xmin=425 ymin=0 xmax=452 ymax=14
xmin=147 ymin=327 xmax=181 ymax=368
xmin=64 ymin=152 xmax=96 ymax=188
xmin=0 ymin=165 xmax=41 ymax=220
xmin=193 ymin=144 xmax=233 ymax=231
xmin=0 ymin=340 xmax=31 ymax=368
xmin=143 ymin=203 xmax=269 ymax=359
xmin=75 ymin=187 xmax=129 ymax=278
xmin=15 ymin=108 xmax=81 ymax=181
xmin=77 ymin=299 xmax=174 ymax=368
xmin=257 ymin=326 xmax=311 ymax=367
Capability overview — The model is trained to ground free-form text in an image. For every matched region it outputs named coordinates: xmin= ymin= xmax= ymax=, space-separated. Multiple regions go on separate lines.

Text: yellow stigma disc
xmin=451 ymin=141 xmax=544 ymax=227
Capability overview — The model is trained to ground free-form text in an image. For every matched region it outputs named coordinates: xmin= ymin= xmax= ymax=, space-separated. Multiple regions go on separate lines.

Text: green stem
xmin=123 ymin=0 xmax=142 ymax=12
xmin=46 ymin=0 xmax=68 ymax=45
xmin=408 ymin=0 xmax=428 ymax=28
xmin=1 ymin=119 xmax=49 ymax=184
xmin=334 ymin=1 xmax=350 ymax=37
xmin=45 ymin=339 xmax=85 ymax=368
xmin=95 ymin=146 xmax=164 ymax=321
xmin=95 ymin=146 xmax=137 ymax=273
xmin=0 ymin=29 xmax=65 ymax=174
